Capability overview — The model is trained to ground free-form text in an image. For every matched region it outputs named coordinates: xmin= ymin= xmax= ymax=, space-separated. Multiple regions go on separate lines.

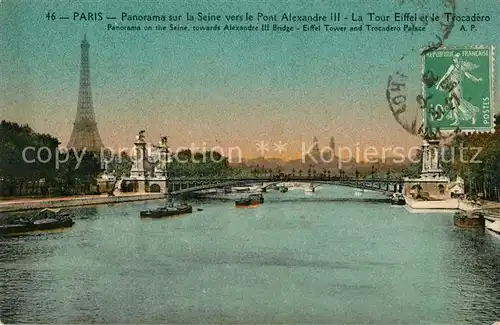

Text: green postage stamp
xmin=422 ymin=45 xmax=495 ymax=132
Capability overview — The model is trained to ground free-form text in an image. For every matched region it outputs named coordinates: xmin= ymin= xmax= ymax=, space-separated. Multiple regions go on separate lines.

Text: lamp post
xmin=371 ymin=164 xmax=375 ymax=188
xmin=386 ymin=169 xmax=391 ymax=191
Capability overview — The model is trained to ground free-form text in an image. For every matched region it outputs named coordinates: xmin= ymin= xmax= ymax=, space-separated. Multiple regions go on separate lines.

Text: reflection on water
xmin=1 ymin=227 xmax=73 ymax=238
xmin=1 ymin=187 xmax=500 ymax=324
xmin=446 ymin=230 xmax=500 ymax=323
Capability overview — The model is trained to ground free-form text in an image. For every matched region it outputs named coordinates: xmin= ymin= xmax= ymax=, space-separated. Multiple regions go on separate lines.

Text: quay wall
xmin=404 ymin=196 xmax=494 ymax=212
xmin=405 ymin=197 xmax=460 ymax=211
xmin=0 ymin=193 xmax=166 ymax=213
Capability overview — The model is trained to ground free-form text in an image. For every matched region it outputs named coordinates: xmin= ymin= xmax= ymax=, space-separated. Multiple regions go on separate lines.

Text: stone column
xmin=154 ymin=137 xmax=170 ymax=194
xmin=421 ymin=140 xmax=430 ymax=173
xmin=130 ymin=140 xmax=146 ymax=177
xmin=155 ymin=146 xmax=168 ymax=178
xmin=428 ymin=139 xmax=441 ymax=172
xmin=421 ymin=139 xmax=443 ymax=175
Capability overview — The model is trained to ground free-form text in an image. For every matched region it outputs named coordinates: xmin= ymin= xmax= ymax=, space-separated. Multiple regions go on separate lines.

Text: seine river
xmin=1 ymin=186 xmax=500 ymax=324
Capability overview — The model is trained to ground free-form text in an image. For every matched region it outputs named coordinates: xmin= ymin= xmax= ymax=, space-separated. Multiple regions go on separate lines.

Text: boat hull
xmin=0 ymin=218 xmax=75 ymax=235
xmin=453 ymin=213 xmax=485 ymax=229
xmin=140 ymin=206 xmax=193 ymax=218
xmin=235 ymin=202 xmax=260 ymax=207
xmin=235 ymin=194 xmax=263 ymax=207
xmin=235 ymin=200 xmax=262 ymax=207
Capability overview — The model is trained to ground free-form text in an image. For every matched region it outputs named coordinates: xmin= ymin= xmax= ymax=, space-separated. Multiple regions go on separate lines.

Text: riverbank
xmin=0 ymin=193 xmax=166 ymax=213
xmin=405 ymin=196 xmax=500 ymax=213
xmin=405 ymin=197 xmax=460 ymax=212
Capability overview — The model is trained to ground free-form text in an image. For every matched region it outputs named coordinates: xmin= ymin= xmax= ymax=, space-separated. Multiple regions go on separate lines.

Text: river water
xmin=1 ymin=185 xmax=500 ymax=324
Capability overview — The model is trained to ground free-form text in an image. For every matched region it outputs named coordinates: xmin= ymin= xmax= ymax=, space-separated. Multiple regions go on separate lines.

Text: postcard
xmin=1 ymin=0 xmax=500 ymax=324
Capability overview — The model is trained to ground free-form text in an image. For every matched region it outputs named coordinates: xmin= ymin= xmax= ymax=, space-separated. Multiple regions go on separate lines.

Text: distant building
xmin=329 ymin=136 xmax=335 ymax=152
xmin=328 ymin=136 xmax=336 ymax=160
xmin=304 ymin=136 xmax=321 ymax=163
xmin=312 ymin=136 xmax=320 ymax=154
xmin=449 ymin=176 xmax=465 ymax=198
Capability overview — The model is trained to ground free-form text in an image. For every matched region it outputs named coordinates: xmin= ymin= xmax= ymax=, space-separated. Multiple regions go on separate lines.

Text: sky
xmin=1 ymin=0 xmax=499 ymax=160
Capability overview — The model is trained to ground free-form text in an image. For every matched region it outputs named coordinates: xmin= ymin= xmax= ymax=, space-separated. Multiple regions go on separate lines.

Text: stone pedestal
xmin=421 ymin=139 xmax=442 ymax=175
xmin=121 ymin=134 xmax=171 ymax=194
xmin=403 ymin=139 xmax=451 ymax=200
xmin=153 ymin=140 xmax=170 ymax=194
xmin=130 ymin=139 xmax=147 ymax=178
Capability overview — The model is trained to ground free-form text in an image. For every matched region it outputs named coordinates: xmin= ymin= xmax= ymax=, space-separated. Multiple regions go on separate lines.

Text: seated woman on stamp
xmin=435 ymin=53 xmax=483 ymax=126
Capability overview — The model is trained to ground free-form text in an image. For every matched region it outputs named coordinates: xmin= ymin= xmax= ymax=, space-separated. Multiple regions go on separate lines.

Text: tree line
xmin=0 ymin=120 xmax=103 ymax=197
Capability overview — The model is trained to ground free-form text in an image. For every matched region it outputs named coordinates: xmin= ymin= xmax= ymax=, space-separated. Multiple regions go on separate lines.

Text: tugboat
xmin=235 ymin=197 xmax=254 ymax=207
xmin=391 ymin=193 xmax=406 ymax=205
xmin=235 ymin=193 xmax=264 ymax=207
xmin=140 ymin=198 xmax=193 ymax=218
xmin=0 ymin=208 xmax=75 ymax=235
xmin=453 ymin=210 xmax=485 ymax=229
xmin=249 ymin=193 xmax=264 ymax=203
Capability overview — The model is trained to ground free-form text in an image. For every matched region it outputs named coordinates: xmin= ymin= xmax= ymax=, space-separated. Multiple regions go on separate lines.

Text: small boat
xmin=0 ymin=223 xmax=32 ymax=235
xmin=0 ymin=208 xmax=75 ymax=235
xmin=454 ymin=210 xmax=485 ymax=229
xmin=235 ymin=194 xmax=264 ymax=207
xmin=391 ymin=193 xmax=406 ymax=205
xmin=32 ymin=217 xmax=74 ymax=230
xmin=140 ymin=203 xmax=193 ymax=218
xmin=235 ymin=197 xmax=255 ymax=207
xmin=249 ymin=193 xmax=264 ymax=203
xmin=279 ymin=187 xmax=288 ymax=193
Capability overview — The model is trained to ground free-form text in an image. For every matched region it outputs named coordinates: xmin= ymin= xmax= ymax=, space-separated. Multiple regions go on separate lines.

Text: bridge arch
xmin=149 ymin=183 xmax=161 ymax=193
xmin=122 ymin=181 xmax=137 ymax=192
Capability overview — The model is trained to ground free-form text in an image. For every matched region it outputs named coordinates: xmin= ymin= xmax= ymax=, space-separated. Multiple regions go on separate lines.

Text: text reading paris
xmin=68 ymin=11 xmax=491 ymax=22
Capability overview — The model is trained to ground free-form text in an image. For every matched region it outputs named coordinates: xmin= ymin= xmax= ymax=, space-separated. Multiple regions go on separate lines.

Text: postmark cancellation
xmin=421 ymin=45 xmax=495 ymax=133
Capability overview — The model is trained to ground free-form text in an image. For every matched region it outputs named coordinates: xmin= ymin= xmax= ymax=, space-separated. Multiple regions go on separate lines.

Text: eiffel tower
xmin=67 ymin=34 xmax=104 ymax=152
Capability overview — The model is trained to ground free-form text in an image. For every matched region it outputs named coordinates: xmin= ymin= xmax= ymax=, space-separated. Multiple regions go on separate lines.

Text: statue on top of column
xmin=160 ymin=136 xmax=168 ymax=147
xmin=136 ymin=130 xmax=146 ymax=142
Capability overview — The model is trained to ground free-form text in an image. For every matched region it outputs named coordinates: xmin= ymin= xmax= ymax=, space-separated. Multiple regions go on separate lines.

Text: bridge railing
xmin=168 ymin=175 xmax=403 ymax=182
